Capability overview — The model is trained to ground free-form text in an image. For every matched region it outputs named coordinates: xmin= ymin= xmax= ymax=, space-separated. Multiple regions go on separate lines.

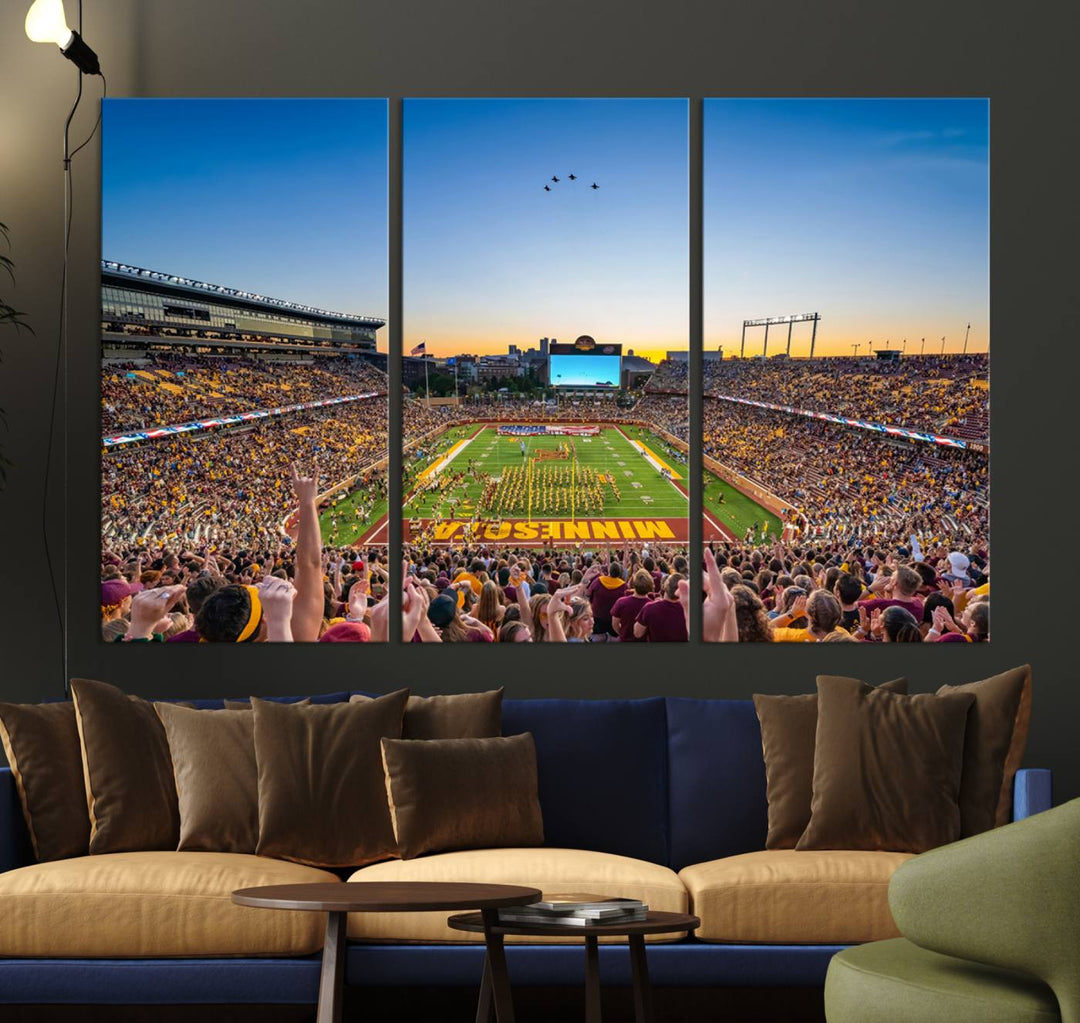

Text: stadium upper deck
xmin=101 ymin=261 xmax=385 ymax=354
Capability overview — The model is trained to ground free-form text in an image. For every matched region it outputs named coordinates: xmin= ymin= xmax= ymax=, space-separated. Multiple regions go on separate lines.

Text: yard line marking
xmin=702 ymin=506 xmax=737 ymax=542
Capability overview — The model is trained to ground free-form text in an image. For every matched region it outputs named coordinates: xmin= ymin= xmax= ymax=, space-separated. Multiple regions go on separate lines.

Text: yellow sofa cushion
xmin=0 ymin=851 xmax=340 ymax=957
xmin=347 ymin=847 xmax=687 ymax=943
xmin=679 ymin=850 xmax=914 ymax=944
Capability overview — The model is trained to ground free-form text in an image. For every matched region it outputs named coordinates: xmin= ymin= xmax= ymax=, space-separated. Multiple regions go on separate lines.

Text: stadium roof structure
xmin=101 ymin=261 xmax=385 ymax=329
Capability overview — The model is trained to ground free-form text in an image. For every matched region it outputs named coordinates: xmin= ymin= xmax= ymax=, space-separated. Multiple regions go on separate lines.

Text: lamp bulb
xmin=25 ymin=0 xmax=73 ymax=48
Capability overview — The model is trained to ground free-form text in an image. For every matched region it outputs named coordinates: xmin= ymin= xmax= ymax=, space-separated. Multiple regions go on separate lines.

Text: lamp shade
xmin=25 ymin=0 xmax=74 ymax=47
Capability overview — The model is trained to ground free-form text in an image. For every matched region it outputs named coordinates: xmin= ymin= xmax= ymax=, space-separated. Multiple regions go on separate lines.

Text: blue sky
xmin=404 ymin=99 xmax=689 ymax=360
xmin=704 ymin=98 xmax=989 ymax=356
xmin=102 ymin=99 xmax=388 ymax=339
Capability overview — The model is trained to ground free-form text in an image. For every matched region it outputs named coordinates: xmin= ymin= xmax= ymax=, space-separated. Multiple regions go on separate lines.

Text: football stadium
xmin=696 ymin=349 xmax=990 ymax=644
xmin=398 ymin=336 xmax=690 ymax=550
xmin=100 ymin=262 xmax=394 ymax=641
xmin=403 ymin=422 xmax=689 ymax=546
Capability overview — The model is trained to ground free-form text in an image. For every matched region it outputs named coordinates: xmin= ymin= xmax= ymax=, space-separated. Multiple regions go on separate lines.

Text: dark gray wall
xmin=1 ymin=0 xmax=1078 ymax=800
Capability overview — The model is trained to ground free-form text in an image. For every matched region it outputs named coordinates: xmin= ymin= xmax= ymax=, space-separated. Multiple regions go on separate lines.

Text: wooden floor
xmin=3 ymin=987 xmax=827 ymax=1023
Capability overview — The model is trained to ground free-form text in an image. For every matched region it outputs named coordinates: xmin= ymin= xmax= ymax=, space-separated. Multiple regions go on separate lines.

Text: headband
xmin=236 ymin=585 xmax=263 ymax=643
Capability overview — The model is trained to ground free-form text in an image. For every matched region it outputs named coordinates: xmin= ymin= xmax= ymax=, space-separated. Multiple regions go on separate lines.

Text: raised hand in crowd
xmin=701 ymin=547 xmax=736 ymax=643
xmin=347 ymin=572 xmax=370 ymax=621
xmin=258 ymin=576 xmax=297 ymax=642
xmin=288 ymin=460 xmax=323 ymax=643
xmin=123 ymin=584 xmax=187 ymax=641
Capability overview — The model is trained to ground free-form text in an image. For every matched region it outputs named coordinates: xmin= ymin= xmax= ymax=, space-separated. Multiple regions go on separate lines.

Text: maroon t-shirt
xmin=610 ymin=594 xmax=650 ymax=643
xmin=166 ymin=629 xmax=201 ymax=643
xmin=858 ymin=596 xmax=925 ymax=620
xmin=637 ymin=598 xmax=688 ymax=642
xmin=587 ymin=577 xmax=627 ymax=630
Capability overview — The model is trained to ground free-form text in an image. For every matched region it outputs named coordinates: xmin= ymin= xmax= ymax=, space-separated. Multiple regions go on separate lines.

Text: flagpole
xmin=424 ymin=350 xmax=430 ymax=405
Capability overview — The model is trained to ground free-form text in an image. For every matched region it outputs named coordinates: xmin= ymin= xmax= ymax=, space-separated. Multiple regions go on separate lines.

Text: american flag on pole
xmin=410 ymin=342 xmax=426 ymax=356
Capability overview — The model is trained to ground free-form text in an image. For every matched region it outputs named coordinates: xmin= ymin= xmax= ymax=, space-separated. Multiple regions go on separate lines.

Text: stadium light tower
xmin=851 ymin=343 xmax=860 ymax=358
xmin=962 ymin=323 xmax=971 ymax=354
xmin=742 ymin=313 xmax=820 ymax=358
xmin=920 ymin=337 xmax=926 ymax=355
xmin=941 ymin=336 xmax=946 ymax=355
xmin=902 ymin=339 xmax=907 ymax=354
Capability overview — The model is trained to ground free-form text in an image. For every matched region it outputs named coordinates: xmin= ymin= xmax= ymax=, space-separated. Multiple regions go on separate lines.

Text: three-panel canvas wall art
xmin=99 ymin=98 xmax=989 ymax=645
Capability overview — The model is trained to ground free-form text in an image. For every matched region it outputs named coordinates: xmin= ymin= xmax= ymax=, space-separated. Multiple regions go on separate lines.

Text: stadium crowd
xmin=631 ymin=394 xmax=689 ymax=442
xmin=102 ymin=355 xmax=386 ymax=433
xmin=403 ymin=393 xmax=688 ymax=457
xmin=103 ymin=397 xmax=388 ymax=550
xmin=697 ymin=540 xmax=988 ymax=643
xmin=99 ymin=345 xmax=991 ymax=647
xmin=101 ymin=464 xmax=392 ymax=643
xmin=643 ymin=357 xmax=689 ymax=393
xmin=401 ymin=541 xmax=690 ymax=642
xmin=703 ymin=354 xmax=988 ymax=439
xmin=703 ymin=399 xmax=988 ymax=544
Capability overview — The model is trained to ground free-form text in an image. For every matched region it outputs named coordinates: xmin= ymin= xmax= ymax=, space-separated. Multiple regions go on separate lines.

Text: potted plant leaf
xmin=0 ymin=221 xmax=35 ymax=490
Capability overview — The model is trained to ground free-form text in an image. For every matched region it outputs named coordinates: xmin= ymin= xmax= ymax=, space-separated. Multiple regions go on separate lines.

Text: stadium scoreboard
xmin=549 ymin=336 xmax=623 ymax=389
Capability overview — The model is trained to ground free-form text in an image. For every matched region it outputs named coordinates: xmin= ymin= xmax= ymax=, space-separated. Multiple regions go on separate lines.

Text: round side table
xmin=233 ymin=881 xmax=541 ymax=1023
xmin=448 ymin=909 xmax=700 ymax=1023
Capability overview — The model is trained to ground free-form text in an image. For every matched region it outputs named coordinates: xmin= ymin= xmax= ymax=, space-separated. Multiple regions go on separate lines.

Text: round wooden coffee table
xmin=233 ymin=881 xmax=541 ymax=1023
xmin=448 ymin=909 xmax=700 ymax=1023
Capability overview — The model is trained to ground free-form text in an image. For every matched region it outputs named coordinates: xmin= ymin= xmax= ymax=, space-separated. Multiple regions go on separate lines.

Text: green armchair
xmin=825 ymin=799 xmax=1080 ymax=1023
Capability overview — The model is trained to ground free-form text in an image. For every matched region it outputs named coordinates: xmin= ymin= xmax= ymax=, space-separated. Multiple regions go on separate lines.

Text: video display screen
xmin=549 ymin=353 xmax=621 ymax=388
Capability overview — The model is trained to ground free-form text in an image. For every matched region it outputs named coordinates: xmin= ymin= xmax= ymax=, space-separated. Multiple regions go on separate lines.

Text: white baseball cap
xmin=947 ymin=552 xmax=971 ymax=576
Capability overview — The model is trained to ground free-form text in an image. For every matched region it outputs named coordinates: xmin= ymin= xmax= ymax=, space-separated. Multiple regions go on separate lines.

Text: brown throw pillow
xmin=0 ymin=702 xmax=89 ymax=861
xmin=797 ymin=676 xmax=974 ymax=854
xmin=155 ymin=703 xmax=259 ymax=853
xmin=253 ymin=689 xmax=409 ymax=868
xmin=222 ymin=698 xmax=311 ymax=710
xmin=381 ymin=733 xmax=544 ymax=859
xmin=71 ymin=678 xmax=181 ymax=854
xmin=937 ymin=665 xmax=1032 ymax=836
xmin=350 ymin=689 xmax=503 ymax=739
xmin=753 ymin=677 xmax=907 ymax=849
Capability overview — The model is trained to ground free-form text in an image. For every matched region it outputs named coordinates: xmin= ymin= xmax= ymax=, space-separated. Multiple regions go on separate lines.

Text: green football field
xmin=403 ymin=425 xmax=688 ymax=521
xmin=703 ymin=468 xmax=782 ymax=541
xmin=318 ymin=492 xmax=389 ymax=545
xmin=315 ymin=424 xmax=776 ymax=545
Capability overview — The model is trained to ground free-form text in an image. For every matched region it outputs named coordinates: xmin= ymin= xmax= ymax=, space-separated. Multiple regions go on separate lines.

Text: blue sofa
xmin=0 ymin=695 xmax=1052 ymax=1006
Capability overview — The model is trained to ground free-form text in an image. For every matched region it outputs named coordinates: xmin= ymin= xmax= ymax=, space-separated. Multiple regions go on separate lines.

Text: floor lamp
xmin=25 ymin=0 xmax=105 ymax=696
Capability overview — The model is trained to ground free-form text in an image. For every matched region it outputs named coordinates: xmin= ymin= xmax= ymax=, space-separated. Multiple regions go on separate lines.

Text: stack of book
xmin=498 ymin=893 xmax=648 ymax=927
